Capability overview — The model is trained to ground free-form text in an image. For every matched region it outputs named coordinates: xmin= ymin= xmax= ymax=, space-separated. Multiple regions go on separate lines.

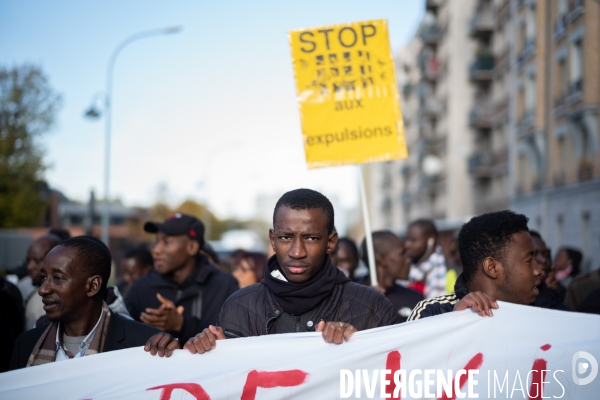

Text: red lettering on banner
xmin=147 ymin=383 xmax=211 ymax=400
xmin=385 ymin=351 xmax=401 ymax=398
xmin=528 ymin=344 xmax=551 ymax=399
xmin=240 ymin=369 xmax=308 ymax=400
xmin=437 ymin=353 xmax=484 ymax=400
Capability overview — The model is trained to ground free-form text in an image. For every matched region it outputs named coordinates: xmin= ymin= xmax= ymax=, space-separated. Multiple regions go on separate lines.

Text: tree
xmin=0 ymin=64 xmax=62 ymax=228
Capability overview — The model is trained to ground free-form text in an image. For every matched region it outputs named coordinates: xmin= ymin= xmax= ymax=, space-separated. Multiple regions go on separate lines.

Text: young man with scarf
xmin=9 ymin=237 xmax=160 ymax=370
xmin=145 ymin=189 xmax=398 ymax=357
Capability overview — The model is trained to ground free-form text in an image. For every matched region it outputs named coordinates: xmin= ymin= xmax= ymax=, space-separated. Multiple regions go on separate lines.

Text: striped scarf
xmin=26 ymin=303 xmax=112 ymax=367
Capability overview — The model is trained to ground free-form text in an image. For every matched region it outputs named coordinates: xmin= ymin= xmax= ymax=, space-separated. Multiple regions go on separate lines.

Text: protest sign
xmin=288 ymin=20 xmax=407 ymax=169
xmin=1 ymin=302 xmax=599 ymax=399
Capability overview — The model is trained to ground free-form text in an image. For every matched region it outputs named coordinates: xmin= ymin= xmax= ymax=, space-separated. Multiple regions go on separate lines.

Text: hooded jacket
xmin=217 ymin=256 xmax=399 ymax=338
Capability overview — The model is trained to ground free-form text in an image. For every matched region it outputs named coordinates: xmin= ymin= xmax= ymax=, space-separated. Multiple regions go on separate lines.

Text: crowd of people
xmin=1 ymin=188 xmax=599 ymax=372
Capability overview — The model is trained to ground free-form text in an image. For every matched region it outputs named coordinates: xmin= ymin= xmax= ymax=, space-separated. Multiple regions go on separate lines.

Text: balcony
xmin=567 ymin=0 xmax=584 ymax=23
xmin=421 ymin=98 xmax=443 ymax=118
xmin=469 ymin=10 xmax=494 ymax=38
xmin=469 ymin=55 xmax=494 ymax=82
xmin=517 ymin=37 xmax=536 ymax=68
xmin=567 ymin=78 xmax=583 ymax=104
xmin=519 ymin=107 xmax=535 ymax=128
xmin=553 ymin=172 xmax=566 ymax=187
xmin=419 ymin=174 xmax=446 ymax=195
xmin=402 ymin=82 xmax=413 ymax=98
xmin=417 ymin=82 xmax=431 ymax=100
xmin=554 ymin=15 xmax=567 ymax=41
xmin=578 ymin=160 xmax=594 ymax=182
xmin=493 ymin=147 xmax=509 ymax=165
xmin=419 ymin=24 xmax=442 ymax=45
xmin=553 ymin=93 xmax=567 ymax=117
xmin=469 ymin=107 xmax=493 ymax=129
xmin=400 ymin=191 xmax=411 ymax=206
xmin=494 ymin=98 xmax=509 ymax=116
xmin=426 ymin=0 xmax=443 ymax=12
xmin=419 ymin=55 xmax=441 ymax=81
xmin=468 ymin=152 xmax=493 ymax=179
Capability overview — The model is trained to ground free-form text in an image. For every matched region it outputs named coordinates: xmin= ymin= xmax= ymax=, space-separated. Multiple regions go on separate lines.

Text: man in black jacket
xmin=126 ymin=214 xmax=238 ymax=343
xmin=145 ymin=189 xmax=398 ymax=357
xmin=407 ymin=210 xmax=543 ymax=321
xmin=10 ymin=237 xmax=159 ymax=370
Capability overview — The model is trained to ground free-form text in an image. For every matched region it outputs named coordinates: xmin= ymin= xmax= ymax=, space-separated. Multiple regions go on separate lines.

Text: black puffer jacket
xmin=217 ymin=258 xmax=399 ymax=338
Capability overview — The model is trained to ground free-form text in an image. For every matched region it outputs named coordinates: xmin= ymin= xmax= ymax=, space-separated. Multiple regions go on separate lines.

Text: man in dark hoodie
xmin=145 ymin=189 xmax=398 ymax=357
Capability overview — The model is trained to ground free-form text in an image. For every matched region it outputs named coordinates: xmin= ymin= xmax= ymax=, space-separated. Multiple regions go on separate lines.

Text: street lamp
xmin=85 ymin=26 xmax=182 ymax=245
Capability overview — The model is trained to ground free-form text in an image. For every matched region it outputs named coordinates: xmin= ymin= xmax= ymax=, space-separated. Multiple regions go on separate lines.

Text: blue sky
xmin=1 ymin=0 xmax=423 ymax=223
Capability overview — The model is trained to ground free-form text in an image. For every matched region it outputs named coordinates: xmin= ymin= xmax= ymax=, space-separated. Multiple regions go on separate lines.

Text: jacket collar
xmin=454 ymin=273 xmax=469 ymax=299
xmin=104 ymin=313 xmax=124 ymax=347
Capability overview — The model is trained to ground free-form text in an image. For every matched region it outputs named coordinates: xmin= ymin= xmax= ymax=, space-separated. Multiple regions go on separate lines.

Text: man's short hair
xmin=337 ymin=236 xmax=359 ymax=261
xmin=48 ymin=227 xmax=71 ymax=241
xmin=529 ymin=230 xmax=542 ymax=239
xmin=360 ymin=230 xmax=397 ymax=266
xmin=273 ymin=188 xmax=335 ymax=234
xmin=408 ymin=219 xmax=438 ymax=239
xmin=59 ymin=237 xmax=112 ymax=295
xmin=123 ymin=245 xmax=154 ymax=269
xmin=458 ymin=210 xmax=529 ymax=286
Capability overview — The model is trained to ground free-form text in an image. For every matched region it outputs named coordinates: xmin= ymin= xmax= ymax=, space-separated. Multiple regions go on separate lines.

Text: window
xmin=559 ymin=59 xmax=568 ymax=96
xmin=558 ymin=0 xmax=567 ymax=16
xmin=555 ymin=214 xmax=564 ymax=250
xmin=518 ymin=153 xmax=527 ymax=189
xmin=570 ymin=40 xmax=583 ymax=83
xmin=581 ymin=212 xmax=590 ymax=272
xmin=518 ymin=85 xmax=525 ymax=119
xmin=558 ymin=137 xmax=566 ymax=175
xmin=527 ymin=7 xmax=536 ymax=40
xmin=520 ymin=22 xmax=527 ymax=52
xmin=525 ymin=74 xmax=536 ymax=113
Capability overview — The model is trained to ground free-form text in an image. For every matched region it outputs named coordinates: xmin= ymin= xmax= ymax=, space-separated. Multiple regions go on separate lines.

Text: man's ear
xmin=187 ymin=240 xmax=200 ymax=257
xmin=326 ymin=231 xmax=339 ymax=254
xmin=87 ymin=275 xmax=102 ymax=298
xmin=269 ymin=229 xmax=275 ymax=251
xmin=375 ymin=252 xmax=386 ymax=268
xmin=481 ymin=257 xmax=501 ymax=279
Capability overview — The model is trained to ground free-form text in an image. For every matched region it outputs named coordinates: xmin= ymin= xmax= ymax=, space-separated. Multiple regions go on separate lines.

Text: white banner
xmin=1 ymin=302 xmax=599 ymax=399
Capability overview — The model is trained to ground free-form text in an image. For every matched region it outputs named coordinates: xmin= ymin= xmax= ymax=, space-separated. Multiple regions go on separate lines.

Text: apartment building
xmin=364 ymin=0 xmax=476 ymax=233
xmin=511 ymin=0 xmax=600 ymax=272
xmin=364 ymin=0 xmax=600 ymax=270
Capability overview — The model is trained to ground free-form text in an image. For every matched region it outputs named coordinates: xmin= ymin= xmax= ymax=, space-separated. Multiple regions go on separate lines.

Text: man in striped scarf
xmin=10 ymin=237 xmax=160 ymax=370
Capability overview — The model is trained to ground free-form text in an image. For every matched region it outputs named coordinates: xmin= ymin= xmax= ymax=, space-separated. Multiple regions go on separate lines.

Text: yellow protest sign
xmin=289 ymin=19 xmax=407 ymax=169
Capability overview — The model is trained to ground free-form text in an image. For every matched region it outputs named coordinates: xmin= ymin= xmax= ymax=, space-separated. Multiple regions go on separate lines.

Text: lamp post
xmin=85 ymin=26 xmax=182 ymax=245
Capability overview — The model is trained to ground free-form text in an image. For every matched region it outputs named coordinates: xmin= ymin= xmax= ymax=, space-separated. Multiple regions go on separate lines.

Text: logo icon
xmin=572 ymin=351 xmax=598 ymax=385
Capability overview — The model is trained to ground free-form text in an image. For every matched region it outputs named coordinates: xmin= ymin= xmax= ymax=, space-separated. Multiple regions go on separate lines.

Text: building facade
xmin=364 ymin=0 xmax=600 ymax=271
xmin=365 ymin=0 xmax=477 ymax=233
xmin=510 ymin=0 xmax=600 ymax=272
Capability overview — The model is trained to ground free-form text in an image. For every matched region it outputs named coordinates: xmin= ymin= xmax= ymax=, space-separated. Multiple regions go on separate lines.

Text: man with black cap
xmin=125 ymin=213 xmax=238 ymax=343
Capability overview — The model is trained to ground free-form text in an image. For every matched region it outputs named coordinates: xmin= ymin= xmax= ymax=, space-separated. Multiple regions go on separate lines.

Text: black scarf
xmin=262 ymin=254 xmax=350 ymax=315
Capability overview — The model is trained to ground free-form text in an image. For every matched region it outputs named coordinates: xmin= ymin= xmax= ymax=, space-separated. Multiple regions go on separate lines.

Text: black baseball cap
xmin=144 ymin=213 xmax=205 ymax=246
